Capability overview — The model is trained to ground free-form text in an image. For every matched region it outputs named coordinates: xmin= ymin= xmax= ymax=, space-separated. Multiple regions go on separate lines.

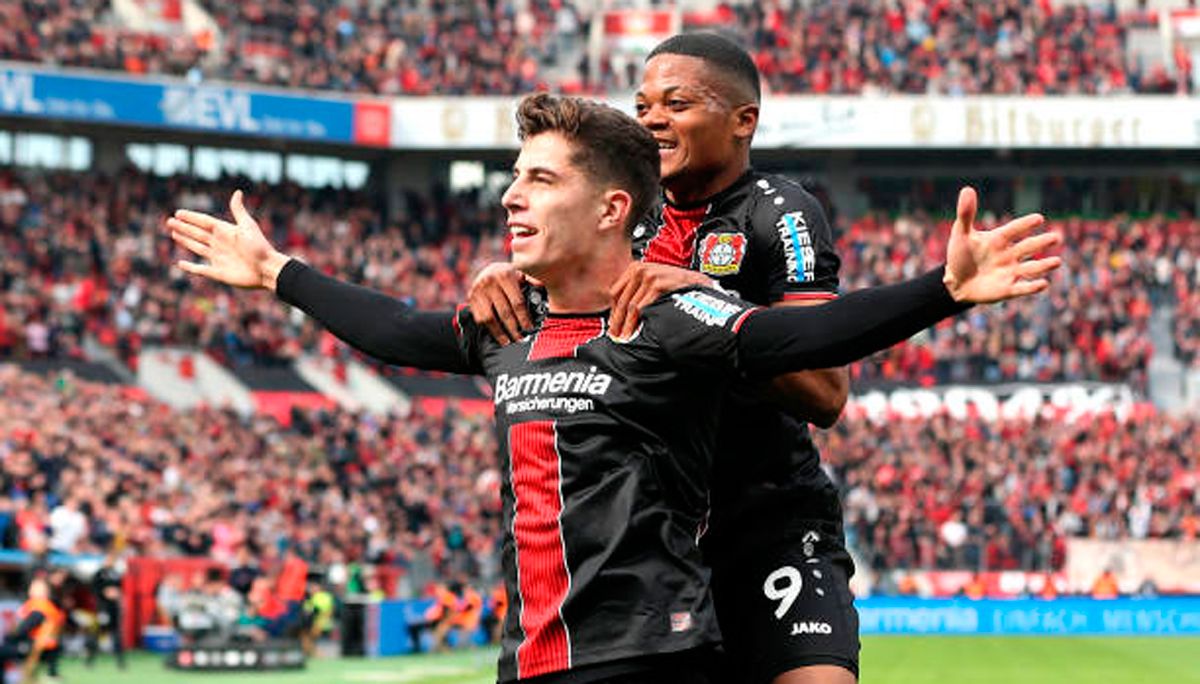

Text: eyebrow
xmin=513 ymin=165 xmax=562 ymax=180
xmin=636 ymin=85 xmax=684 ymax=100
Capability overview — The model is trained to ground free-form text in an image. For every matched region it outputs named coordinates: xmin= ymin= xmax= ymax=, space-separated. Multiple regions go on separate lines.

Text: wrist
xmin=261 ymin=251 xmax=291 ymax=292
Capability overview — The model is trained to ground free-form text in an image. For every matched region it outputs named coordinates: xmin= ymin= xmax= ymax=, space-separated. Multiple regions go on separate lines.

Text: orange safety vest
xmin=1092 ymin=573 xmax=1120 ymax=599
xmin=453 ymin=587 xmax=483 ymax=630
xmin=424 ymin=585 xmax=457 ymax=622
xmin=19 ymin=598 xmax=64 ymax=650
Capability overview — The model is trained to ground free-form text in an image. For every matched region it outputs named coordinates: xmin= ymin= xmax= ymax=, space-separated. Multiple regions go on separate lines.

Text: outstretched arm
xmin=759 ymin=299 xmax=849 ymax=428
xmin=738 ymin=190 xmax=1062 ymax=376
xmin=167 ymin=191 xmax=474 ymax=373
xmin=737 ymin=266 xmax=965 ymax=376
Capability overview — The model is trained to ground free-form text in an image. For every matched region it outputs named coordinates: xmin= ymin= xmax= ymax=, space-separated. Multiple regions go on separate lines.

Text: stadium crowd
xmin=0 ymin=365 xmax=1195 ymax=589
xmin=818 ymin=411 xmax=1200 ymax=573
xmin=841 ymin=212 xmax=1198 ymax=389
xmin=0 ymin=365 xmax=504 ymax=592
xmin=3 ymin=166 xmax=1195 ymax=385
xmin=689 ymin=0 xmax=1187 ymax=96
xmin=0 ymin=167 xmax=508 ymax=369
xmin=0 ymin=0 xmax=1191 ymax=96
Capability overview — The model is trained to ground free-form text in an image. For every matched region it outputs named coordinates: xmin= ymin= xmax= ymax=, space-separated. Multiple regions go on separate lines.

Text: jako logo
xmin=791 ymin=621 xmax=833 ymax=635
xmin=493 ymin=368 xmax=612 ymax=404
xmin=776 ymin=211 xmax=816 ymax=284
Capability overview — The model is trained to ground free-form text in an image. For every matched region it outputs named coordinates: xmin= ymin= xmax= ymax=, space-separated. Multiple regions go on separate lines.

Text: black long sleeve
xmin=274 ymin=259 xmax=475 ymax=374
xmin=737 ymin=266 xmax=969 ymax=377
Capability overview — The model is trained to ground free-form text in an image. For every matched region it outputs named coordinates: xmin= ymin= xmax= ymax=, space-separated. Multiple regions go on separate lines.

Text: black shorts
xmin=710 ymin=520 xmax=860 ymax=684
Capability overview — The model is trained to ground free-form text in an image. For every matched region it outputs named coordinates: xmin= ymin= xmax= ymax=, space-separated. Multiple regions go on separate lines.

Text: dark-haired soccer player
xmin=467 ymin=33 xmax=870 ymax=684
xmin=169 ymin=94 xmax=1059 ymax=683
xmin=632 ymin=34 xmax=858 ymax=684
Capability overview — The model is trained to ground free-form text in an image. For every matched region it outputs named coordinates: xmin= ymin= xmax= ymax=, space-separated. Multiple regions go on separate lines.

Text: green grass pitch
xmin=59 ymin=637 xmax=1200 ymax=683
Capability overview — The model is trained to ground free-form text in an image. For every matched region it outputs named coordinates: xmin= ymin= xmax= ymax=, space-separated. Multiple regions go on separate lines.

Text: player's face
xmin=636 ymin=54 xmax=745 ymax=192
xmin=501 ymin=132 xmax=607 ymax=282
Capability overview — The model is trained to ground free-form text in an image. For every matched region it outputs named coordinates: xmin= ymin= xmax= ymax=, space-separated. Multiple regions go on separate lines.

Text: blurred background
xmin=0 ymin=0 xmax=1197 ymax=682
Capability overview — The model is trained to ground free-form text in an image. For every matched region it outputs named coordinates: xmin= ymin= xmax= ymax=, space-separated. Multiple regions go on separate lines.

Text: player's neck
xmin=544 ymin=246 xmax=633 ymax=314
xmin=664 ymin=158 xmax=750 ymax=207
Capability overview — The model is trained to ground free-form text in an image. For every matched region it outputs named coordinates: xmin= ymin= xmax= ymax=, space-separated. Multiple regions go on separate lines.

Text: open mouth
xmin=509 ymin=224 xmax=538 ymax=245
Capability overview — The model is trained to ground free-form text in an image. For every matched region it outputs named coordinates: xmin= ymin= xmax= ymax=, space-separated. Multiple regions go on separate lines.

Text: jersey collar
xmin=662 ymin=169 xmax=755 ymax=212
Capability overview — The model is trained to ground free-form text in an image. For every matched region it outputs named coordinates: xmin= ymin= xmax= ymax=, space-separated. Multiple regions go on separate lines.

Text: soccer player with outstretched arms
xmin=168 ymin=94 xmax=1060 ymax=684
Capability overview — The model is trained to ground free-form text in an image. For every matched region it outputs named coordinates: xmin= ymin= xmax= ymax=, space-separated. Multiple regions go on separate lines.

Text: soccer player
xmin=465 ymin=33 xmax=897 ymax=684
xmin=167 ymin=94 xmax=1059 ymax=683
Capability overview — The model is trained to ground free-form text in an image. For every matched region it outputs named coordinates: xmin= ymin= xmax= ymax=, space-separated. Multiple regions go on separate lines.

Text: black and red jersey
xmin=456 ymin=299 xmax=745 ymax=681
xmin=634 ymin=170 xmax=847 ymax=553
xmin=275 ymin=259 xmax=963 ymax=682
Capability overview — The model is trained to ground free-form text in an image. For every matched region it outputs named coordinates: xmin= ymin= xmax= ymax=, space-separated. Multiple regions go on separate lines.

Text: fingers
xmin=1016 ymin=256 xmax=1062 ymax=280
xmin=167 ymin=217 xmax=214 ymax=247
xmin=496 ymin=272 xmax=534 ymax=334
xmin=173 ymin=209 xmax=224 ymax=232
xmin=1008 ymin=279 xmax=1051 ymax=297
xmin=613 ymin=279 xmax=653 ymax=339
xmin=608 ymin=267 xmax=641 ymax=339
xmin=954 ymin=186 xmax=977 ymax=235
xmin=467 ymin=265 xmax=532 ymax=345
xmin=996 ymin=212 xmax=1046 ymax=243
xmin=230 ymin=189 xmax=251 ymax=225
xmin=469 ymin=294 xmax=511 ymax=346
xmin=170 ymin=230 xmax=213 ymax=260
xmin=1011 ymin=230 xmax=1062 ymax=261
xmin=490 ymin=295 xmax=526 ymax=345
xmin=176 ymin=260 xmax=213 ymax=279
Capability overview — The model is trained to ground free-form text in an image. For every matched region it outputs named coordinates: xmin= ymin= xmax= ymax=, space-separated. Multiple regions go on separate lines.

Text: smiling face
xmin=501 ymin=132 xmax=611 ymax=284
xmin=636 ymin=53 xmax=758 ymax=203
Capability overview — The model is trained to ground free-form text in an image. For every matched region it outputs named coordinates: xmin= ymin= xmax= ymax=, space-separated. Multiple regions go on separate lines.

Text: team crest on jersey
xmin=698 ymin=232 xmax=747 ymax=276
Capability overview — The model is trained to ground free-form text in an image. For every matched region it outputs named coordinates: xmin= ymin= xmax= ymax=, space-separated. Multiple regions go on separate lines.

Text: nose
xmin=638 ymin=103 xmax=668 ymax=130
xmin=501 ymin=178 xmax=524 ymax=214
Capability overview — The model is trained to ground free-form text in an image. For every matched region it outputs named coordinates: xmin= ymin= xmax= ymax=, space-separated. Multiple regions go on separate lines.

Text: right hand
xmin=166 ymin=190 xmax=290 ymax=291
xmin=608 ymin=262 xmax=714 ymax=339
xmin=467 ymin=262 xmax=534 ymax=345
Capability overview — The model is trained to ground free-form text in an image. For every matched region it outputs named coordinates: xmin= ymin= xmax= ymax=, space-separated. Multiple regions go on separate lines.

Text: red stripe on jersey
xmin=642 ymin=204 xmax=709 ymax=267
xmin=510 ymin=421 xmax=572 ymax=678
xmin=731 ymin=307 xmax=762 ymax=334
xmin=780 ymin=292 xmax=838 ymax=302
xmin=527 ymin=317 xmax=605 ymax=361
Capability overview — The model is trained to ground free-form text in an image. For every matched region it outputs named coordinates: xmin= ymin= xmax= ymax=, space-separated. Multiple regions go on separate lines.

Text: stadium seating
xmin=841 ymin=213 xmax=1197 ymax=390
xmin=0 ymin=364 xmax=503 ymax=589
xmin=0 ymin=0 xmax=1189 ymax=96
xmin=819 ymin=411 xmax=1200 ymax=573
xmin=0 ymin=365 xmax=1194 ymax=591
xmin=1 ymin=166 xmax=1194 ymax=384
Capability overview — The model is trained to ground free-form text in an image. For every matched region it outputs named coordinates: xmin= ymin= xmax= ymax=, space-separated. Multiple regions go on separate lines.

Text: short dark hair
xmin=647 ymin=32 xmax=761 ymax=104
xmin=516 ymin=93 xmax=659 ymax=237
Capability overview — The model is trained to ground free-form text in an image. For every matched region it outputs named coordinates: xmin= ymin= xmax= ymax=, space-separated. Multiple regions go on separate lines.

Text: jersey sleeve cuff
xmin=779 ymin=291 xmax=839 ymax=303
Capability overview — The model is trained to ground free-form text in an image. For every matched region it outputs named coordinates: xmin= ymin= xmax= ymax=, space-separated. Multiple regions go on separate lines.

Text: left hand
xmin=608 ymin=262 xmax=713 ymax=339
xmin=943 ymin=187 xmax=1063 ymax=304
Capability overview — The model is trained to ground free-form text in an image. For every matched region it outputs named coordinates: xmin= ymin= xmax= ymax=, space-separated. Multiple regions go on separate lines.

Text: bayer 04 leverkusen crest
xmin=698 ymin=232 xmax=747 ymax=276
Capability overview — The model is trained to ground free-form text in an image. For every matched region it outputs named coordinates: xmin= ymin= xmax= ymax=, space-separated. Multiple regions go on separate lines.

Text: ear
xmin=733 ymin=102 xmax=759 ymax=143
xmin=598 ymin=189 xmax=633 ymax=235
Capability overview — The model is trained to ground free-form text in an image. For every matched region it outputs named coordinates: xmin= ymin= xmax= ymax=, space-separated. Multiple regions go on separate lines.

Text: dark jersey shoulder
xmin=634 ymin=171 xmax=840 ymax=306
xmin=738 ymin=172 xmax=840 ymax=303
xmin=638 ymin=286 xmax=759 ymax=371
